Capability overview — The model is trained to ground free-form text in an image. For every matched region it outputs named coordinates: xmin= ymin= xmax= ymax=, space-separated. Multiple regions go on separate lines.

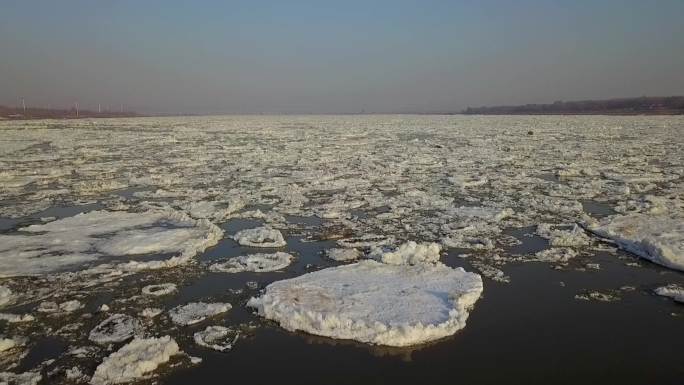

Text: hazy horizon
xmin=2 ymin=0 xmax=683 ymax=114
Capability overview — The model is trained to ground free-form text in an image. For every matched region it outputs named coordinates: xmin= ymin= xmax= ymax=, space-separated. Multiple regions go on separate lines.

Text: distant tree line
xmin=462 ymin=96 xmax=684 ymax=115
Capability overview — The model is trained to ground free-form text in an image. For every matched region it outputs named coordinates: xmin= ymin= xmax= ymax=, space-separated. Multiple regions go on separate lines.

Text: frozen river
xmin=0 ymin=115 xmax=682 ymax=384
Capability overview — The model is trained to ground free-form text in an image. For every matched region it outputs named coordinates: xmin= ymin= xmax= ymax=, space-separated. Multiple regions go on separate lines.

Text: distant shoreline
xmin=3 ymin=95 xmax=684 ymax=120
xmin=461 ymin=96 xmax=684 ymax=115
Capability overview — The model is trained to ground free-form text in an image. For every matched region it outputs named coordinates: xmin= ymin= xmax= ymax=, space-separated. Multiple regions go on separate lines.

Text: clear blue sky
xmin=1 ymin=0 xmax=683 ymax=114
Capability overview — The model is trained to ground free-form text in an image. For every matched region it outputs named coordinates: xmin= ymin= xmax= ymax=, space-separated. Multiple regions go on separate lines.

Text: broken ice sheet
xmin=0 ymin=209 xmax=223 ymax=276
xmin=587 ymin=213 xmax=684 ymax=272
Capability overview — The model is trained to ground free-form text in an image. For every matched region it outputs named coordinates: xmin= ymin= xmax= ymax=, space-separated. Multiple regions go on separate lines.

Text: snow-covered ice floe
xmin=90 ymin=336 xmax=179 ymax=385
xmin=233 ymin=226 xmax=287 ymax=248
xmin=209 ymin=252 xmax=293 ymax=273
xmin=0 ymin=209 xmax=223 ymax=276
xmin=587 ymin=213 xmax=684 ymax=271
xmin=247 ymin=259 xmax=483 ymax=347
xmin=169 ymin=302 xmax=232 ymax=326
xmin=654 ymin=284 xmax=684 ymax=303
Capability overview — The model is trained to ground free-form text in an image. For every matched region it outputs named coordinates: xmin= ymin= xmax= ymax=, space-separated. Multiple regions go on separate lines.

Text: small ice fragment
xmin=0 ymin=286 xmax=13 ymax=308
xmin=139 ymin=308 xmax=163 ymax=318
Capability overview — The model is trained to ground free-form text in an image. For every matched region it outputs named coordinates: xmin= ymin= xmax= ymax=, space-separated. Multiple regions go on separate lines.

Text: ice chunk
xmin=326 ymin=248 xmax=360 ymax=262
xmin=536 ymin=223 xmax=590 ymax=247
xmin=169 ymin=302 xmax=232 ymax=326
xmin=654 ymin=284 xmax=684 ymax=303
xmin=247 ymin=260 xmax=483 ymax=347
xmin=209 ymin=252 xmax=293 ymax=273
xmin=0 ymin=286 xmax=13 ymax=308
xmin=370 ymin=241 xmax=441 ymax=265
xmin=233 ymin=227 xmax=286 ymax=248
xmin=587 ymin=213 xmax=684 ymax=271
xmin=0 ymin=313 xmax=34 ymax=323
xmin=0 ymin=209 xmax=223 ymax=276
xmin=89 ymin=314 xmax=143 ymax=344
xmin=0 ymin=337 xmax=24 ymax=353
xmin=337 ymin=235 xmax=393 ymax=248
xmin=193 ymin=326 xmax=239 ymax=352
xmin=90 ymin=336 xmax=179 ymax=385
xmin=448 ymin=206 xmax=513 ymax=222
xmin=37 ymin=300 xmax=83 ymax=314
xmin=141 ymin=283 xmax=177 ymax=296
xmin=0 ymin=371 xmax=41 ymax=385
xmin=139 ymin=308 xmax=163 ymax=318
xmin=532 ymin=248 xmax=577 ymax=264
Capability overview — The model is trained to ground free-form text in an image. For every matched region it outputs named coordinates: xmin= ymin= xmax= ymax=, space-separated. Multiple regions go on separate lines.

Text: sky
xmin=1 ymin=0 xmax=683 ymax=114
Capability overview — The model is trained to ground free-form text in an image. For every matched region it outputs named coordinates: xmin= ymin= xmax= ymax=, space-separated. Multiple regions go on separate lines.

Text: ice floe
xmin=90 ymin=336 xmax=179 ymax=385
xmin=89 ymin=314 xmax=143 ymax=344
xmin=587 ymin=213 xmax=684 ymax=271
xmin=0 ymin=209 xmax=223 ymax=276
xmin=141 ymin=283 xmax=177 ymax=296
xmin=193 ymin=326 xmax=239 ymax=352
xmin=248 ymin=260 xmax=483 ymax=346
xmin=654 ymin=284 xmax=684 ymax=303
xmin=209 ymin=252 xmax=293 ymax=273
xmin=169 ymin=302 xmax=232 ymax=326
xmin=233 ymin=227 xmax=286 ymax=248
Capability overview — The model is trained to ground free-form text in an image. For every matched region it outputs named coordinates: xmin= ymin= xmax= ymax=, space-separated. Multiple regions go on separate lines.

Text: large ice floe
xmin=209 ymin=252 xmax=293 ymax=273
xmin=0 ymin=209 xmax=222 ymax=276
xmin=587 ymin=213 xmax=684 ymax=271
xmin=90 ymin=336 xmax=180 ymax=385
xmin=248 ymin=243 xmax=483 ymax=347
